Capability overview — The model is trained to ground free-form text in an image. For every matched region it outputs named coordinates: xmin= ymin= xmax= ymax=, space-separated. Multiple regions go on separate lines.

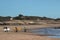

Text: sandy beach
xmin=0 ymin=24 xmax=60 ymax=40
xmin=0 ymin=32 xmax=60 ymax=40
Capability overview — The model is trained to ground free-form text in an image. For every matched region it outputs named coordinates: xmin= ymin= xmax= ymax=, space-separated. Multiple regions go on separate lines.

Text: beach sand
xmin=0 ymin=32 xmax=44 ymax=40
xmin=0 ymin=32 xmax=60 ymax=40
xmin=0 ymin=24 xmax=60 ymax=40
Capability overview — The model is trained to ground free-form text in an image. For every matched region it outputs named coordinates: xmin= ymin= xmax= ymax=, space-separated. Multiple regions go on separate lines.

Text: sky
xmin=0 ymin=0 xmax=60 ymax=18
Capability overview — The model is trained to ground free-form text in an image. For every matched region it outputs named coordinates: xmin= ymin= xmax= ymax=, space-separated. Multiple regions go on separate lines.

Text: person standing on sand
xmin=24 ymin=27 xmax=27 ymax=32
xmin=3 ymin=27 xmax=10 ymax=32
xmin=3 ymin=27 xmax=7 ymax=32
xmin=7 ymin=27 xmax=10 ymax=32
xmin=15 ymin=27 xmax=18 ymax=32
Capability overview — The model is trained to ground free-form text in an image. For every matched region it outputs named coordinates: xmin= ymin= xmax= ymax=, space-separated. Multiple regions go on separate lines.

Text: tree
xmin=18 ymin=14 xmax=23 ymax=17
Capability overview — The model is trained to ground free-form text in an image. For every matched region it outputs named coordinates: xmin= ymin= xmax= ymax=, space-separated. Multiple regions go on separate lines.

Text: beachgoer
xmin=7 ymin=27 xmax=10 ymax=32
xmin=3 ymin=27 xmax=10 ymax=32
xmin=24 ymin=27 xmax=27 ymax=32
xmin=3 ymin=27 xmax=7 ymax=32
xmin=15 ymin=27 xmax=18 ymax=32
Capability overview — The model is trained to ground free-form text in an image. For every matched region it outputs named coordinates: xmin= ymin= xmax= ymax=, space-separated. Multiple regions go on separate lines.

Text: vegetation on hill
xmin=0 ymin=14 xmax=60 ymax=21
xmin=0 ymin=16 xmax=11 ymax=21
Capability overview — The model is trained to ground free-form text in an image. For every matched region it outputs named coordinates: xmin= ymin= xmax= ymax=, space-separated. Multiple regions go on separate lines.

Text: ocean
xmin=30 ymin=28 xmax=60 ymax=38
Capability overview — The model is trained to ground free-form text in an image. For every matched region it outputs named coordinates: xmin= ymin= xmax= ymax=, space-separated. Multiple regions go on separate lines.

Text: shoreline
xmin=0 ymin=24 xmax=60 ymax=40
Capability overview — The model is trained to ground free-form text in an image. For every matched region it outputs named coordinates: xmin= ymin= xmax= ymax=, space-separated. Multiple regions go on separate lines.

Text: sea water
xmin=30 ymin=28 xmax=60 ymax=38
